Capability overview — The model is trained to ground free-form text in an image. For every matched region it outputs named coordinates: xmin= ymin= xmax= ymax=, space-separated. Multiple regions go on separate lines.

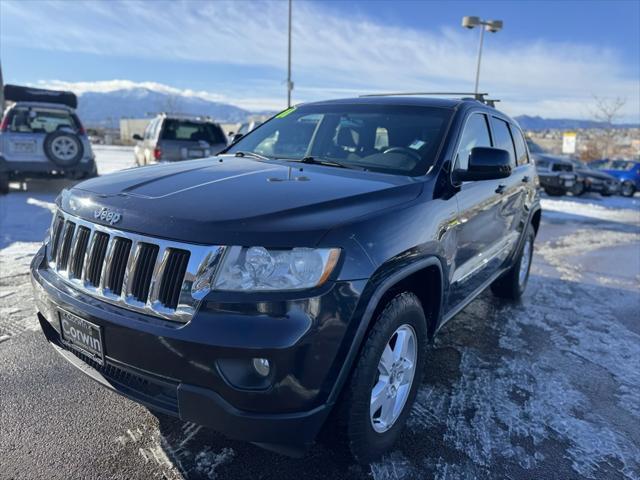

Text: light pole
xmin=462 ymin=16 xmax=503 ymax=95
xmin=287 ymin=0 xmax=293 ymax=107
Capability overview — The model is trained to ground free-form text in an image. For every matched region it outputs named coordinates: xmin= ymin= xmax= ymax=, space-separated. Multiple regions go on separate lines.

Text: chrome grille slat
xmin=45 ymin=209 xmax=224 ymax=323
xmin=70 ymin=227 xmax=91 ymax=279
xmin=56 ymin=221 xmax=76 ymax=272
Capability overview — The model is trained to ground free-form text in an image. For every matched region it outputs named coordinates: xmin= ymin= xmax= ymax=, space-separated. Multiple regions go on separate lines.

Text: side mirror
xmin=453 ymin=147 xmax=512 ymax=182
xmin=232 ymin=133 xmax=244 ymax=143
xmin=132 ymin=133 xmax=143 ymax=141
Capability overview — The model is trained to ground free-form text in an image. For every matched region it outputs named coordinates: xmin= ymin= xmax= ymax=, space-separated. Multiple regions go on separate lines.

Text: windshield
xmin=161 ymin=119 xmax=226 ymax=144
xmin=227 ymin=104 xmax=453 ymax=175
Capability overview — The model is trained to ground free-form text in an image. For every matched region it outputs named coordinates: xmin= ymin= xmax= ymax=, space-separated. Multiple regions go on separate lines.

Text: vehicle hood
xmin=577 ymin=168 xmax=617 ymax=181
xmin=62 ymin=156 xmax=423 ymax=246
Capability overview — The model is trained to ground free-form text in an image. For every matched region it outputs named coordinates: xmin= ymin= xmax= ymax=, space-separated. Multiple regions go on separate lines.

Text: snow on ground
xmin=1 ymin=153 xmax=639 ymax=479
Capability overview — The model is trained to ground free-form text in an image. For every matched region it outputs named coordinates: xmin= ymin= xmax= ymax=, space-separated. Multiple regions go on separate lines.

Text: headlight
xmin=212 ymin=246 xmax=340 ymax=292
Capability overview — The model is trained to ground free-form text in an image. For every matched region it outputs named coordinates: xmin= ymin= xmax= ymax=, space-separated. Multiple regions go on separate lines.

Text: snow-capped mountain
xmin=76 ymin=88 xmax=252 ymax=126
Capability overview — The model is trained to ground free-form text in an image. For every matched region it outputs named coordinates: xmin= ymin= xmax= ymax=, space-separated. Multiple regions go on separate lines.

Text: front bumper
xmin=538 ymin=173 xmax=575 ymax=189
xmin=31 ymin=246 xmax=367 ymax=449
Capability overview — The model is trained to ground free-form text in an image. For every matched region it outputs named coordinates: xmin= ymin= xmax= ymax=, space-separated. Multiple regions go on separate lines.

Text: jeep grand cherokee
xmin=31 ymin=95 xmax=541 ymax=463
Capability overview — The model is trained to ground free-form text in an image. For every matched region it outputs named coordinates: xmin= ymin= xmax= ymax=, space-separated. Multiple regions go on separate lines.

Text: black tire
xmin=601 ymin=191 xmax=612 ymax=197
xmin=544 ymin=187 xmax=565 ymax=197
xmin=621 ymin=181 xmax=636 ymax=197
xmin=334 ymin=292 xmax=428 ymax=464
xmin=43 ymin=131 xmax=84 ymax=167
xmin=491 ymin=224 xmax=535 ymax=300
xmin=570 ymin=181 xmax=585 ymax=196
xmin=0 ymin=173 xmax=9 ymax=195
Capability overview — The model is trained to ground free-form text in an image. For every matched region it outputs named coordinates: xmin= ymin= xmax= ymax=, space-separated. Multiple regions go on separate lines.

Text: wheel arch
xmin=326 ymin=256 xmax=444 ymax=405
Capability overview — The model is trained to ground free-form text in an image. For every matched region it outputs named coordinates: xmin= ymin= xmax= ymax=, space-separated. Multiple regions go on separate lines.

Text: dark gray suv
xmin=133 ymin=114 xmax=227 ymax=166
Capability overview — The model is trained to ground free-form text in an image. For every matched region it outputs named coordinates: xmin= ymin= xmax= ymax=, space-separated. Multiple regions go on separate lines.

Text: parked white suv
xmin=0 ymin=85 xmax=96 ymax=194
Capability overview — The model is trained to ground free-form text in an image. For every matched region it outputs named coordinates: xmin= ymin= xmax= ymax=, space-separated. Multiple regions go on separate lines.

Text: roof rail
xmin=156 ymin=112 xmax=216 ymax=121
xmin=359 ymin=92 xmax=499 ymax=107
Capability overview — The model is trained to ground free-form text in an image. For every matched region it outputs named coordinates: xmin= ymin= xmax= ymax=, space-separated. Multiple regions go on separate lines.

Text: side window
xmin=456 ymin=113 xmax=492 ymax=170
xmin=510 ymin=125 xmax=529 ymax=165
xmin=151 ymin=119 xmax=162 ymax=140
xmin=143 ymin=121 xmax=154 ymax=141
xmin=491 ymin=117 xmax=516 ymax=167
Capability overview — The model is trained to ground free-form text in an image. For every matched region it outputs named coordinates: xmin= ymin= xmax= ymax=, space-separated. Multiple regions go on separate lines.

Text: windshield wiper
xmin=234 ymin=151 xmax=271 ymax=161
xmin=299 ymin=156 xmax=350 ymax=169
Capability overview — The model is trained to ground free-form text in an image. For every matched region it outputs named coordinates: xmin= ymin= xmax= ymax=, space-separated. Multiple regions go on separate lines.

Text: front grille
xmin=56 ymin=221 xmax=76 ymax=271
xmin=70 ymin=226 xmax=91 ymax=279
xmin=159 ymin=249 xmax=190 ymax=309
xmin=46 ymin=209 xmax=224 ymax=322
xmin=87 ymin=232 xmax=109 ymax=287
xmin=130 ymin=243 xmax=159 ymax=303
xmin=106 ymin=238 xmax=132 ymax=296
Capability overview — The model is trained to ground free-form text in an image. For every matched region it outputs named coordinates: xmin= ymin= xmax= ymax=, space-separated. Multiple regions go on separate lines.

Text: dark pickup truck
xmin=31 ymin=95 xmax=541 ymax=463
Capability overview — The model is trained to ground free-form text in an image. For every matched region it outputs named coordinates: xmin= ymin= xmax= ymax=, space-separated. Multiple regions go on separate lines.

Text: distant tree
xmin=159 ymin=95 xmax=183 ymax=115
xmin=589 ymin=96 xmax=627 ymax=160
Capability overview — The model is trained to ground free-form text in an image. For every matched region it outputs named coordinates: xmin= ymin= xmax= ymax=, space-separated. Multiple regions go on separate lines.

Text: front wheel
xmin=570 ymin=181 xmax=585 ymax=196
xmin=334 ymin=292 xmax=427 ymax=464
xmin=491 ymin=224 xmax=535 ymax=300
xmin=621 ymin=181 xmax=636 ymax=197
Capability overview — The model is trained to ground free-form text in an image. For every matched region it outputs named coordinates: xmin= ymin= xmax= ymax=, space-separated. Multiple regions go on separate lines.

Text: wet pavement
xmin=1 ymin=157 xmax=639 ymax=479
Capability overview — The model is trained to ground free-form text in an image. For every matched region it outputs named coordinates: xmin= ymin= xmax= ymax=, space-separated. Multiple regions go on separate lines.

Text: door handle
xmin=495 ymin=184 xmax=507 ymax=194
xmin=522 ymin=176 xmax=530 ymax=183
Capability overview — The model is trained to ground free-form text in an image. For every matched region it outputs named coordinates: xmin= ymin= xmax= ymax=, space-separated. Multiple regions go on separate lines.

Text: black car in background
xmin=533 ymin=154 xmax=577 ymax=196
xmin=31 ymin=95 xmax=540 ymax=463
xmin=565 ymin=158 xmax=620 ymax=196
xmin=528 ymin=140 xmax=619 ymax=197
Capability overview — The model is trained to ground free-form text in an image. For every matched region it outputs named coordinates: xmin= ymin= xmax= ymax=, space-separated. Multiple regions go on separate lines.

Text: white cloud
xmin=3 ymin=0 xmax=639 ymax=120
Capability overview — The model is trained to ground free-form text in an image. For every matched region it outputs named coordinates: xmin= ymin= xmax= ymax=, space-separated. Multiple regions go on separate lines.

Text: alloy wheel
xmin=370 ymin=324 xmax=417 ymax=433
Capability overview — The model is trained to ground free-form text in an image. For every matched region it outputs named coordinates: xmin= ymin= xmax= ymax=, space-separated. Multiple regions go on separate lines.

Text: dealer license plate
xmin=59 ymin=309 xmax=104 ymax=364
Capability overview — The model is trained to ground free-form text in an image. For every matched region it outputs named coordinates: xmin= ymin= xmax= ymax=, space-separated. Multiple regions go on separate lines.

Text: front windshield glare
xmin=227 ymin=104 xmax=452 ymax=175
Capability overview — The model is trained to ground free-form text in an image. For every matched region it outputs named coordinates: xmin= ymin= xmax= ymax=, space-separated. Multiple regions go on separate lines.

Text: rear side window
xmin=161 ymin=120 xmax=226 ymax=144
xmin=491 ymin=117 xmax=516 ymax=167
xmin=8 ymin=107 xmax=78 ymax=134
xmin=510 ymin=125 xmax=529 ymax=165
xmin=456 ymin=113 xmax=492 ymax=170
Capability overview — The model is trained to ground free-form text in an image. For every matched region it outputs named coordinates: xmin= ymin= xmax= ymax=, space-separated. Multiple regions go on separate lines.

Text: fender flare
xmin=326 ymin=256 xmax=444 ymax=405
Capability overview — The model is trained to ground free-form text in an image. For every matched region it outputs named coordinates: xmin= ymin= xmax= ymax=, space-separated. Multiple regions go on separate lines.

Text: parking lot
xmin=1 ymin=146 xmax=639 ymax=480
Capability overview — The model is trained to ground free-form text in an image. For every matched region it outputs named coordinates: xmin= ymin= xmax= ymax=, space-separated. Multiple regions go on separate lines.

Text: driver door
xmin=448 ymin=112 xmax=511 ymax=308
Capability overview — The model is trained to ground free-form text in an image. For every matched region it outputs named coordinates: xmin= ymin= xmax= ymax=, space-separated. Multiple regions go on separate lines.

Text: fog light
xmin=252 ymin=358 xmax=270 ymax=377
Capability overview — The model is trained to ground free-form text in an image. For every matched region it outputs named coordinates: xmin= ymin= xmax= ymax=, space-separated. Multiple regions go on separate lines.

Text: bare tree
xmin=590 ymin=96 xmax=627 ymax=160
xmin=158 ymin=94 xmax=183 ymax=115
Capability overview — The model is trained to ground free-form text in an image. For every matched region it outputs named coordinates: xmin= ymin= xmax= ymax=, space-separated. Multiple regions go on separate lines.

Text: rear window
xmin=7 ymin=107 xmax=79 ymax=134
xmin=161 ymin=120 xmax=226 ymax=144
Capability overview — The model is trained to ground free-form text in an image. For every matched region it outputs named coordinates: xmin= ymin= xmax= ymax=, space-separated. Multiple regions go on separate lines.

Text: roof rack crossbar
xmin=359 ymin=92 xmax=498 ymax=107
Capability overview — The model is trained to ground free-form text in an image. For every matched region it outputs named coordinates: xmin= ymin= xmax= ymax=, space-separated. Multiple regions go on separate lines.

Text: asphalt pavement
xmin=1 ymin=159 xmax=639 ymax=479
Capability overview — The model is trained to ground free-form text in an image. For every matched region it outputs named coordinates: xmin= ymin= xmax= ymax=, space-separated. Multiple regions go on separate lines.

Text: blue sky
xmin=1 ymin=0 xmax=639 ymax=120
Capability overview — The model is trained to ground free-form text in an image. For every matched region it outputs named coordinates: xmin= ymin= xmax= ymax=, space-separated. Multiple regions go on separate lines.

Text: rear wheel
xmin=621 ymin=181 xmax=636 ymax=197
xmin=334 ymin=292 xmax=427 ymax=464
xmin=491 ymin=224 xmax=535 ymax=300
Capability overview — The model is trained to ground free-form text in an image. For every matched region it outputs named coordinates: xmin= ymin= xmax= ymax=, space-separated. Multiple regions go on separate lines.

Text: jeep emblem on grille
xmin=94 ymin=207 xmax=122 ymax=225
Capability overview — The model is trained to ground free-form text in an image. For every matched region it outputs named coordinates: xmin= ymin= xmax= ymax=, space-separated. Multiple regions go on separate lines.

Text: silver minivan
xmin=133 ymin=114 xmax=228 ymax=166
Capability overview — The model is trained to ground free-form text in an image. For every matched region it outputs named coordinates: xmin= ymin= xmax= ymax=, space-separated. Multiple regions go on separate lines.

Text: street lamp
xmin=287 ymin=0 xmax=293 ymax=108
xmin=462 ymin=16 xmax=503 ymax=95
